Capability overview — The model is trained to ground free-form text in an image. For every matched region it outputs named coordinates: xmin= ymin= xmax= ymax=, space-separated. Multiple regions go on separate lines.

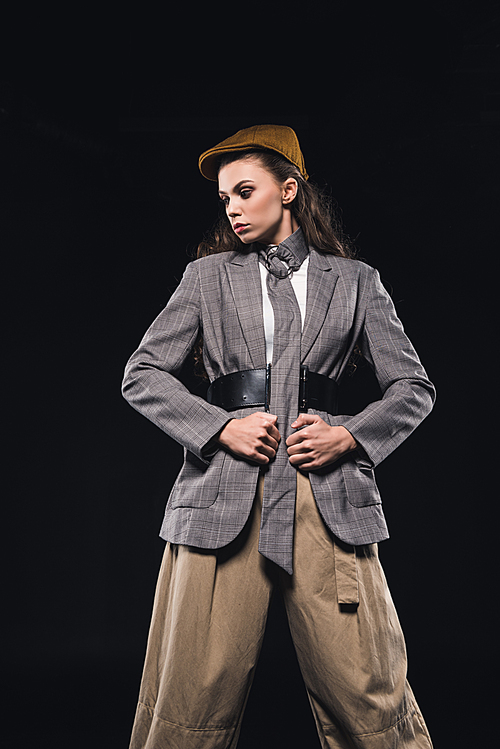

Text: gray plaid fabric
xmin=122 ymin=238 xmax=435 ymax=559
xmin=259 ymin=239 xmax=307 ymax=278
xmin=257 ymin=231 xmax=310 ymax=574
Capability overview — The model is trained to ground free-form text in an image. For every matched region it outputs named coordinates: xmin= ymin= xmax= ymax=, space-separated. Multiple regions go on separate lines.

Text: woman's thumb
xmin=291 ymin=413 xmax=315 ymax=429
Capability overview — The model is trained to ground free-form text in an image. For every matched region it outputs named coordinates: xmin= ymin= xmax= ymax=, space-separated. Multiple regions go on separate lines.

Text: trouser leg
xmin=280 ymin=471 xmax=433 ymax=749
xmin=129 ymin=476 xmax=274 ymax=749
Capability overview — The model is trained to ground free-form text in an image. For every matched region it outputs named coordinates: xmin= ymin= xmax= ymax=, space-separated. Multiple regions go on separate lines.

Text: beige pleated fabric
xmin=129 ymin=472 xmax=433 ymax=749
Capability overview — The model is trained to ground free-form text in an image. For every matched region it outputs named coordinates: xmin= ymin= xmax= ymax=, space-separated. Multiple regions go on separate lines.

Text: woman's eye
xmin=219 ymin=189 xmax=251 ymax=207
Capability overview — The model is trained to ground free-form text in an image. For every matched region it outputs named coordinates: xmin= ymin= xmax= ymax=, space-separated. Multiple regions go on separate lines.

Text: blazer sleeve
xmin=341 ymin=266 xmax=436 ymax=468
xmin=121 ymin=261 xmax=231 ymax=462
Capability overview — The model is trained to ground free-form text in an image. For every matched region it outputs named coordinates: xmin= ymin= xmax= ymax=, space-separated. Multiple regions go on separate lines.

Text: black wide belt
xmin=207 ymin=365 xmax=338 ymax=415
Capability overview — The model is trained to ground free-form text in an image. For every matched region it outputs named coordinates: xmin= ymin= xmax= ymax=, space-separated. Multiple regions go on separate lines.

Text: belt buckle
xmin=265 ymin=364 xmax=272 ymax=413
xmin=299 ymin=364 xmax=308 ymax=412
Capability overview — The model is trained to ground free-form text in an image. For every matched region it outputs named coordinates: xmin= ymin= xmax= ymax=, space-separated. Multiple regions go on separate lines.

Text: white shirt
xmin=258 ymin=255 xmax=309 ymax=365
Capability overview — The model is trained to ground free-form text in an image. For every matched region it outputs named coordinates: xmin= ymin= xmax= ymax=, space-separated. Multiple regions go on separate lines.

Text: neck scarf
xmin=258 ymin=228 xmax=310 ymax=278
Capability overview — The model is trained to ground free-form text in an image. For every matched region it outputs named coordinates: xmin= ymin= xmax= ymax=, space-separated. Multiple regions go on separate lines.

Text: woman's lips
xmin=233 ymin=224 xmax=249 ymax=234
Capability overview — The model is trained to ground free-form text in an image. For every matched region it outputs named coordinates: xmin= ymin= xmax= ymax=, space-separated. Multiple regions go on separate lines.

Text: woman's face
xmin=218 ymin=157 xmax=298 ymax=246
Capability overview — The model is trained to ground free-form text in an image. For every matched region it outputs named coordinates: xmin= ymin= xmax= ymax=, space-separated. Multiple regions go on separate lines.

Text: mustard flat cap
xmin=198 ymin=124 xmax=309 ymax=181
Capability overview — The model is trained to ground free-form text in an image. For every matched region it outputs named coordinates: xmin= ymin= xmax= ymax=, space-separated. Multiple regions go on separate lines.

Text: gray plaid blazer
xmin=122 ymin=247 xmax=435 ymax=549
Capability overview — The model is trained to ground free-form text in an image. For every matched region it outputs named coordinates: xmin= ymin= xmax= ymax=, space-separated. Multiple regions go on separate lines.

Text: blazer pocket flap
xmin=169 ymin=449 xmax=226 ymax=509
xmin=340 ymin=458 xmax=382 ymax=508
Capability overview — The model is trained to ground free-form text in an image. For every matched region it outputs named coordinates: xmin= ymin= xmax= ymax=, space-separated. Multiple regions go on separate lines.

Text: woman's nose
xmin=228 ymin=199 xmax=241 ymax=217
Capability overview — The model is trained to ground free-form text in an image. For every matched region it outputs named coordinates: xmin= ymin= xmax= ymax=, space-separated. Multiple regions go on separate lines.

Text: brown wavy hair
xmin=193 ymin=149 xmax=357 ymax=377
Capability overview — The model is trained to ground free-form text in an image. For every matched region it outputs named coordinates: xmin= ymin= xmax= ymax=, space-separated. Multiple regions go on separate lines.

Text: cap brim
xmin=199 ymin=145 xmax=266 ymax=182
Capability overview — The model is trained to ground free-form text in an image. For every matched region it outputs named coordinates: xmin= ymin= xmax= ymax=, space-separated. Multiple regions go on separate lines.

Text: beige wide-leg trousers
xmin=129 ymin=472 xmax=433 ymax=749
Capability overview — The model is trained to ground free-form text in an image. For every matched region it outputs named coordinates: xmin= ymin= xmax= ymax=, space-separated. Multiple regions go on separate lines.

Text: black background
xmin=2 ymin=2 xmax=498 ymax=747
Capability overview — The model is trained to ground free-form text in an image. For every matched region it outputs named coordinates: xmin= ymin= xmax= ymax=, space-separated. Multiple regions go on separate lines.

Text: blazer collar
xmin=301 ymin=250 xmax=339 ymax=360
xmin=225 ymin=251 xmax=267 ymax=369
xmin=225 ymin=242 xmax=340 ymax=367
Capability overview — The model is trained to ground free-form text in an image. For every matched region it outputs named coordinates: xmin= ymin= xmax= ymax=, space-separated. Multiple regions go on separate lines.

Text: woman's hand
xmin=286 ymin=413 xmax=357 ymax=471
xmin=217 ymin=412 xmax=281 ymax=465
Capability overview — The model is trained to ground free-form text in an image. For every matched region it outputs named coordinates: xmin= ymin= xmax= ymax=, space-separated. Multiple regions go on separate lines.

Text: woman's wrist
xmin=337 ymin=426 xmax=358 ymax=454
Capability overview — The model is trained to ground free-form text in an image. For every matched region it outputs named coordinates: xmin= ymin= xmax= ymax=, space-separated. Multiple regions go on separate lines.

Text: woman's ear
xmin=282 ymin=178 xmax=298 ymax=205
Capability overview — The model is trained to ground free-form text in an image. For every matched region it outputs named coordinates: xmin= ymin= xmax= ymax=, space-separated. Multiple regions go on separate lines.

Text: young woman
xmin=122 ymin=124 xmax=435 ymax=748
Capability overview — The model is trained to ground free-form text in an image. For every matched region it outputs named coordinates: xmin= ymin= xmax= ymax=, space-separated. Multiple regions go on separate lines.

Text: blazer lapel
xmin=301 ymin=250 xmax=339 ymax=360
xmin=225 ymin=251 xmax=267 ymax=369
